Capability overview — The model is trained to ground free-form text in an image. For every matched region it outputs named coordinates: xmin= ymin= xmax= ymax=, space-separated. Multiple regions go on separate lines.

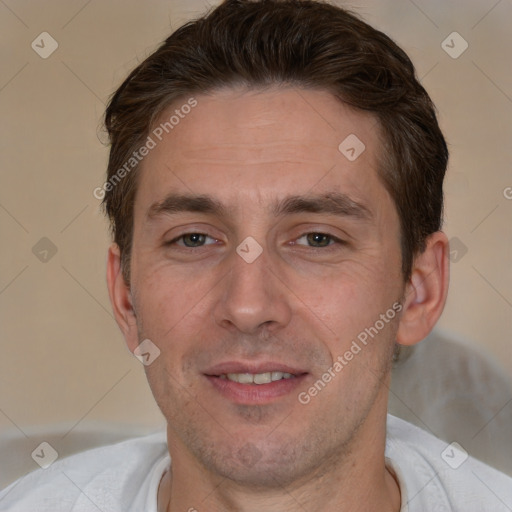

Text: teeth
xmin=254 ymin=372 xmax=272 ymax=384
xmin=224 ymin=372 xmax=294 ymax=384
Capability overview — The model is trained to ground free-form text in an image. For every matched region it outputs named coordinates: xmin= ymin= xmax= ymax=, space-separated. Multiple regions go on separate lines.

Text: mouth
xmin=204 ymin=362 xmax=308 ymax=404
xmin=218 ymin=371 xmax=296 ymax=384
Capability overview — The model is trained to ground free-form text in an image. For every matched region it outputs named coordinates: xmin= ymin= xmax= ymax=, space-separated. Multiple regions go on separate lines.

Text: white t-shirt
xmin=1 ymin=415 xmax=511 ymax=511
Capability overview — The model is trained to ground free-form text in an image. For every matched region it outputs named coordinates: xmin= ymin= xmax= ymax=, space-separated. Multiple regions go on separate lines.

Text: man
xmin=2 ymin=0 xmax=511 ymax=510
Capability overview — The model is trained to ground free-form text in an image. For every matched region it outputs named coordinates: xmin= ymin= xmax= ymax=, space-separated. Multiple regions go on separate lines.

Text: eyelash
xmin=166 ymin=232 xmax=346 ymax=249
xmin=167 ymin=233 xmax=219 ymax=248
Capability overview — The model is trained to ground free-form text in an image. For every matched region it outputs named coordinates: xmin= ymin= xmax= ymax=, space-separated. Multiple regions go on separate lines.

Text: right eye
xmin=167 ymin=233 xmax=218 ymax=248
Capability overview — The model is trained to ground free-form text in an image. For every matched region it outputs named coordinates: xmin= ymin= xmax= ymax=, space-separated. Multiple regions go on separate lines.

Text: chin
xmin=190 ymin=430 xmax=328 ymax=489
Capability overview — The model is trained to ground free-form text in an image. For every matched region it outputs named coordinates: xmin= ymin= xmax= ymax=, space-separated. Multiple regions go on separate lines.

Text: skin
xmin=107 ymin=86 xmax=449 ymax=512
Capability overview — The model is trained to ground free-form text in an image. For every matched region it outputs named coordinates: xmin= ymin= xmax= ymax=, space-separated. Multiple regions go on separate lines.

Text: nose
xmin=213 ymin=247 xmax=292 ymax=335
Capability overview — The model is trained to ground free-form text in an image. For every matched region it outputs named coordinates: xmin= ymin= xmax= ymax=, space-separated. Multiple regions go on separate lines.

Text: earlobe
xmin=396 ymin=231 xmax=450 ymax=346
xmin=106 ymin=244 xmax=139 ymax=352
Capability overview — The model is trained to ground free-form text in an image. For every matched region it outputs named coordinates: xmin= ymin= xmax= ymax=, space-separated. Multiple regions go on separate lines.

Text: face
xmin=124 ymin=87 xmax=406 ymax=486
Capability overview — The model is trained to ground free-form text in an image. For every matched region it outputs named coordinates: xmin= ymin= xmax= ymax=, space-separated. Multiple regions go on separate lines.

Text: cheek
xmin=134 ymin=263 xmax=214 ymax=333
xmin=300 ymin=257 xmax=401 ymax=348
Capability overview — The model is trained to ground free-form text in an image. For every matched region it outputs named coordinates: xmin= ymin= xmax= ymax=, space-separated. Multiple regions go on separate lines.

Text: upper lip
xmin=204 ymin=361 xmax=308 ymax=376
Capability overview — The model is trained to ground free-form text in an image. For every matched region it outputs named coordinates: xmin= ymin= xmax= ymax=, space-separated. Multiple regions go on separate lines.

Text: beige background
xmin=1 ymin=0 xmax=511 ymax=487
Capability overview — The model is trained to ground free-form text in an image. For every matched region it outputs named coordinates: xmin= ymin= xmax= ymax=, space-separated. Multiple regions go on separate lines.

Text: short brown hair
xmin=103 ymin=0 xmax=448 ymax=284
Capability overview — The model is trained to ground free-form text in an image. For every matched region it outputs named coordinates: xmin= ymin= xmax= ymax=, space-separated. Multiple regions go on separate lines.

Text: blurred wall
xmin=1 ymin=0 xmax=511 ymax=484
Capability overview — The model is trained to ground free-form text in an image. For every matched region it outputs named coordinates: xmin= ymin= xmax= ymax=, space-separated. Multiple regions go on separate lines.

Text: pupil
xmin=308 ymin=233 xmax=330 ymax=247
xmin=184 ymin=234 xmax=204 ymax=247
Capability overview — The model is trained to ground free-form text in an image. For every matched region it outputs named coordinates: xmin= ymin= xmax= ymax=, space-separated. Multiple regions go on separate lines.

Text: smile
xmin=219 ymin=372 xmax=296 ymax=384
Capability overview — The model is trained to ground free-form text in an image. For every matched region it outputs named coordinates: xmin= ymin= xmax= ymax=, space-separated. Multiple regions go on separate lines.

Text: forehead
xmin=134 ymin=86 xmax=390 ymax=217
xmin=162 ymin=86 xmax=377 ymax=159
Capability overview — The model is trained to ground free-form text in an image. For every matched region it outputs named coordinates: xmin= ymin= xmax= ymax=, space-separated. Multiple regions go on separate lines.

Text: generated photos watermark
xmin=298 ymin=301 xmax=403 ymax=405
xmin=93 ymin=97 xmax=198 ymax=200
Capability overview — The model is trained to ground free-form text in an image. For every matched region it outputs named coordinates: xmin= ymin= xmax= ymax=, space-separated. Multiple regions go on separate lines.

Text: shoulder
xmin=0 ymin=431 xmax=168 ymax=512
xmin=386 ymin=414 xmax=512 ymax=511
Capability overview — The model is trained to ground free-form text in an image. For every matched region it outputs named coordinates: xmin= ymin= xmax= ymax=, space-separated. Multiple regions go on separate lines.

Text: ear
xmin=396 ymin=231 xmax=450 ymax=346
xmin=106 ymin=243 xmax=139 ymax=353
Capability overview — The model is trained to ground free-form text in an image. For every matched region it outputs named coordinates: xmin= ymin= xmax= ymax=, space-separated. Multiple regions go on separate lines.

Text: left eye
xmin=172 ymin=233 xmax=217 ymax=247
xmin=295 ymin=233 xmax=338 ymax=247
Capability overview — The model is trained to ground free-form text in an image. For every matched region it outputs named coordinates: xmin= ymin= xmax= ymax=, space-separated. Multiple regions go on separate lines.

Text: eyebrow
xmin=147 ymin=194 xmax=227 ymax=219
xmin=146 ymin=192 xmax=372 ymax=222
xmin=272 ymin=192 xmax=372 ymax=221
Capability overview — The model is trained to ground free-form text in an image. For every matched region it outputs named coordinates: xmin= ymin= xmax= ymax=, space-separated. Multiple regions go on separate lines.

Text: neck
xmin=159 ymin=404 xmax=401 ymax=512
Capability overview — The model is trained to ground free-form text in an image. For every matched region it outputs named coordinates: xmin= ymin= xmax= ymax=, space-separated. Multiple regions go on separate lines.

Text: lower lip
xmin=205 ymin=374 xmax=308 ymax=405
